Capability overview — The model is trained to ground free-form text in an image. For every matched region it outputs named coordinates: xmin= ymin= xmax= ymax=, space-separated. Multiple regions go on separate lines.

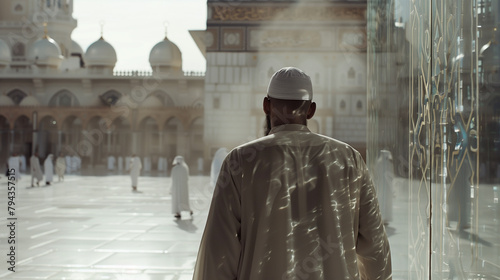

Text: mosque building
xmin=0 ymin=0 xmax=204 ymax=172
xmin=1 ymin=0 xmax=370 ymax=173
xmin=201 ymin=0 xmax=369 ymax=159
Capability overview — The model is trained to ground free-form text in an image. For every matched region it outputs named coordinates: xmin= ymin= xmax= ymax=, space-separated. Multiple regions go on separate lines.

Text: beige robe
xmin=56 ymin=156 xmax=66 ymax=180
xmin=30 ymin=155 xmax=43 ymax=183
xmin=129 ymin=156 xmax=142 ymax=186
xmin=194 ymin=124 xmax=392 ymax=280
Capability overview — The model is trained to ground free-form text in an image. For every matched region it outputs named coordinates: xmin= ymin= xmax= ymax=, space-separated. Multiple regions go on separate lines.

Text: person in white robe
xmin=7 ymin=154 xmax=21 ymax=182
xmin=128 ymin=155 xmax=142 ymax=192
xmin=30 ymin=153 xmax=43 ymax=187
xmin=158 ymin=157 xmax=164 ymax=172
xmin=193 ymin=67 xmax=391 ymax=280
xmin=171 ymin=156 xmax=192 ymax=219
xmin=20 ymin=155 xmax=26 ymax=173
xmin=118 ymin=156 xmax=123 ymax=172
xmin=107 ymin=155 xmax=115 ymax=171
xmin=373 ymin=150 xmax=394 ymax=225
xmin=44 ymin=154 xmax=54 ymax=185
xmin=55 ymin=153 xmax=66 ymax=182
xmin=210 ymin=147 xmax=228 ymax=189
xmin=71 ymin=155 xmax=78 ymax=173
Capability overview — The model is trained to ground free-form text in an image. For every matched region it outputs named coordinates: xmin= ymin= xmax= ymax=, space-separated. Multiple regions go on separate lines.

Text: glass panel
xmin=368 ymin=0 xmax=499 ymax=278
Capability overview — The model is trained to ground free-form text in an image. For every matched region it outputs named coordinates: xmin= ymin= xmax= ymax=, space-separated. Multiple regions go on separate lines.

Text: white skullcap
xmin=267 ymin=67 xmax=313 ymax=101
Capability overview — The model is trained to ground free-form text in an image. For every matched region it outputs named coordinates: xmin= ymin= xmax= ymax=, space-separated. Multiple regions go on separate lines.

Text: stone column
xmin=10 ymin=129 xmax=14 ymax=153
xmin=57 ymin=130 xmax=62 ymax=154
xmin=107 ymin=130 xmax=111 ymax=153
xmin=132 ymin=131 xmax=138 ymax=154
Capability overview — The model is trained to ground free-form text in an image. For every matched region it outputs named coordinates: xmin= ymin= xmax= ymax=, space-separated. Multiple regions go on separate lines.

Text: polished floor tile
xmin=0 ymin=174 xmax=499 ymax=279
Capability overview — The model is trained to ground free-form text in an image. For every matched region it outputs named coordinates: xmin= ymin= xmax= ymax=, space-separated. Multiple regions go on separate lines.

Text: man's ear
xmin=263 ymin=97 xmax=270 ymax=115
xmin=306 ymin=102 xmax=316 ymax=119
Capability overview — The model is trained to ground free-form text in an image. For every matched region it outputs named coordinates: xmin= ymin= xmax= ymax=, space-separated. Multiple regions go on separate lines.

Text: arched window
xmin=49 ymin=90 xmax=80 ymax=107
xmin=100 ymin=90 xmax=122 ymax=106
xmin=356 ymin=100 xmax=363 ymax=110
xmin=12 ymin=42 xmax=25 ymax=57
xmin=340 ymin=100 xmax=346 ymax=109
xmin=7 ymin=90 xmax=27 ymax=105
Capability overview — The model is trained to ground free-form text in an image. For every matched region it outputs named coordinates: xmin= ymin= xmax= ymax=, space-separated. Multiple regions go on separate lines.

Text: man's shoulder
xmin=231 ymin=131 xmax=357 ymax=155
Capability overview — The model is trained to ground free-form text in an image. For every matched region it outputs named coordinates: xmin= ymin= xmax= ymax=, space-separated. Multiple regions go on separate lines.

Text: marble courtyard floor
xmin=0 ymin=173 xmax=498 ymax=279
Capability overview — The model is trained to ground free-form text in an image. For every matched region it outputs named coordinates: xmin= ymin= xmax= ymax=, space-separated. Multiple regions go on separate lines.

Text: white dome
xmin=70 ymin=39 xmax=84 ymax=55
xmin=28 ymin=36 xmax=63 ymax=67
xmin=0 ymin=39 xmax=11 ymax=66
xmin=85 ymin=37 xmax=117 ymax=67
xmin=0 ymin=95 xmax=15 ymax=106
xmin=149 ymin=37 xmax=182 ymax=69
xmin=19 ymin=96 xmax=40 ymax=107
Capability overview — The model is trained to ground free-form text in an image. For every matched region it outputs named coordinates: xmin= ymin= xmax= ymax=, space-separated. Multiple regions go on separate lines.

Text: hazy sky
xmin=72 ymin=0 xmax=207 ymax=72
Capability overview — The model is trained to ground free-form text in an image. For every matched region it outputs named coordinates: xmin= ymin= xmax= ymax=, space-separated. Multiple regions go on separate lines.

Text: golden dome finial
xmin=99 ymin=20 xmax=105 ymax=39
xmin=43 ymin=22 xmax=48 ymax=39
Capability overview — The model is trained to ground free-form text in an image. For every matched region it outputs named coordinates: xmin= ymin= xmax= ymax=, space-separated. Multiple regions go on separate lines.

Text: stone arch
xmin=140 ymin=95 xmax=163 ymax=108
xmin=150 ymin=90 xmax=176 ymax=107
xmin=7 ymin=89 xmax=27 ymax=105
xmin=49 ymin=90 xmax=80 ymax=107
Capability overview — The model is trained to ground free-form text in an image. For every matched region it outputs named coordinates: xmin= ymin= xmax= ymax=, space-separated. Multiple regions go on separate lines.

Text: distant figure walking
xmin=30 ymin=153 xmax=43 ymax=187
xmin=171 ymin=156 xmax=192 ymax=219
xmin=374 ymin=150 xmax=395 ymax=225
xmin=7 ymin=153 xmax=21 ymax=182
xmin=128 ymin=154 xmax=142 ymax=192
xmin=44 ymin=154 xmax=54 ymax=186
xmin=55 ymin=153 xmax=66 ymax=182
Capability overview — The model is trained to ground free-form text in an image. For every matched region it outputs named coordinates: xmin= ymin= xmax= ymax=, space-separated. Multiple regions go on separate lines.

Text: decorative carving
xmin=249 ymin=29 xmax=322 ymax=50
xmin=221 ymin=28 xmax=245 ymax=50
xmin=210 ymin=5 xmax=366 ymax=22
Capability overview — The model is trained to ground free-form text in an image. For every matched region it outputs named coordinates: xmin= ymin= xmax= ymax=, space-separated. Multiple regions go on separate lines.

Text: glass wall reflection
xmin=367 ymin=0 xmax=500 ymax=278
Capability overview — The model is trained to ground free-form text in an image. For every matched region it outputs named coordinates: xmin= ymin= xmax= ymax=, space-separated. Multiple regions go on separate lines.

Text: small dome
xmin=70 ymin=39 xmax=84 ymax=56
xmin=19 ymin=96 xmax=40 ymax=107
xmin=149 ymin=37 xmax=182 ymax=69
xmin=85 ymin=37 xmax=117 ymax=67
xmin=0 ymin=95 xmax=15 ymax=106
xmin=28 ymin=36 xmax=63 ymax=67
xmin=0 ymin=39 xmax=12 ymax=66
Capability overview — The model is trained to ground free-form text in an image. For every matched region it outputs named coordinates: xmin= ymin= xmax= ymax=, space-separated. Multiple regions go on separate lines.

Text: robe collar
xmin=269 ymin=124 xmax=311 ymax=135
